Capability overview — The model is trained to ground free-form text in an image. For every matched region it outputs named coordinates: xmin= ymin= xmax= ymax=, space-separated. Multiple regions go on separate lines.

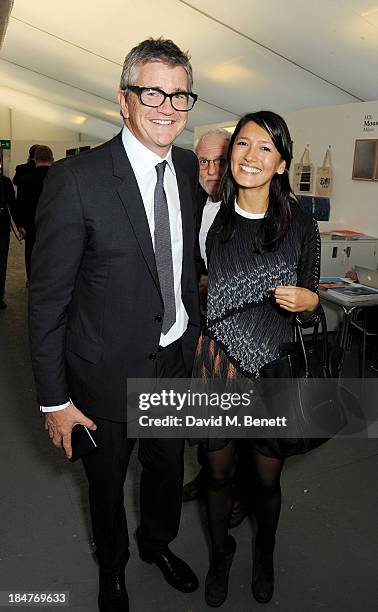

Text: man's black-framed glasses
xmin=125 ymin=85 xmax=198 ymax=111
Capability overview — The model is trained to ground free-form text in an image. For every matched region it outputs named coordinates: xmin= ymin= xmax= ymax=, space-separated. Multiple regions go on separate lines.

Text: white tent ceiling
xmin=1 ymin=0 xmax=378 ymax=146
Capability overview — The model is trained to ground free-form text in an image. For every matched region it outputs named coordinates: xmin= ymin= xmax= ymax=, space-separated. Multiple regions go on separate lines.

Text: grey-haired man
xmin=195 ymin=129 xmax=230 ymax=267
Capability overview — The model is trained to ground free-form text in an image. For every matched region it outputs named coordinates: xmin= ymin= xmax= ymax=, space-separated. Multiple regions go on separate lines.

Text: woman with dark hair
xmin=194 ymin=111 xmax=320 ymax=607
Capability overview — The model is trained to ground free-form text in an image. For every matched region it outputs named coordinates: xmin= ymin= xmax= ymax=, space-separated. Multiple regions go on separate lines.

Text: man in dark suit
xmin=12 ymin=144 xmax=39 ymax=186
xmin=29 ymin=38 xmax=200 ymax=612
xmin=16 ymin=145 xmax=54 ymax=280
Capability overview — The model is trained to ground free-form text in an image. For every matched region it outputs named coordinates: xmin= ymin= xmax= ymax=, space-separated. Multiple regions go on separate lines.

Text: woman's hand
xmin=273 ymin=285 xmax=319 ymax=313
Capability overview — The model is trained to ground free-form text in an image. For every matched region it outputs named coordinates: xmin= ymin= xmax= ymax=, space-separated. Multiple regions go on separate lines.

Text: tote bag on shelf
xmin=315 ymin=148 xmax=333 ymax=197
xmin=293 ymin=147 xmax=314 ymax=194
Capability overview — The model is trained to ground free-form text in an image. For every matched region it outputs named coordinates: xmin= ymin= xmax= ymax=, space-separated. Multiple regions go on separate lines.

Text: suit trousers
xmin=82 ymin=338 xmax=187 ymax=574
xmin=0 ymin=225 xmax=10 ymax=300
xmin=24 ymin=231 xmax=35 ymax=281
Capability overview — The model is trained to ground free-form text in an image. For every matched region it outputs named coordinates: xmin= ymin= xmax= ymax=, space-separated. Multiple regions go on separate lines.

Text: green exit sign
xmin=0 ymin=140 xmax=11 ymax=150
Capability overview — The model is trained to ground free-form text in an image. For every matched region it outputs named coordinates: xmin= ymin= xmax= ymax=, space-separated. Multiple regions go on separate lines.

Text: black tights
xmin=206 ymin=441 xmax=236 ymax=556
xmin=205 ymin=442 xmax=284 ymax=555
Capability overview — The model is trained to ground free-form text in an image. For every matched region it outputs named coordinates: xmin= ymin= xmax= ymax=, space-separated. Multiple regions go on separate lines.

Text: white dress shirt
xmin=41 ymin=126 xmax=188 ymax=412
xmin=199 ymin=198 xmax=221 ymax=269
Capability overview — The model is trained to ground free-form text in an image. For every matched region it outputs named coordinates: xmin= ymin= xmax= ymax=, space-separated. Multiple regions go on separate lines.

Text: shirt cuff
xmin=40 ymin=401 xmax=71 ymax=412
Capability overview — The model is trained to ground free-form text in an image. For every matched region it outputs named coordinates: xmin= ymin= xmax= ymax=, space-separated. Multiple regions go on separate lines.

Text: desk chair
xmin=348 ymin=307 xmax=378 ymax=377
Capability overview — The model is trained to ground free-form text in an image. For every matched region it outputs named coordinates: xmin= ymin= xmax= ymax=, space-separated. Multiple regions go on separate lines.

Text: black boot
xmin=229 ymin=497 xmax=248 ymax=529
xmin=205 ymin=535 xmax=236 ymax=608
xmin=182 ymin=469 xmax=205 ymax=502
xmin=251 ymin=539 xmax=274 ymax=604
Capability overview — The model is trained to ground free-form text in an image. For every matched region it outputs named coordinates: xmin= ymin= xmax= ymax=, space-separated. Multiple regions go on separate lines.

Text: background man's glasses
xmin=199 ymin=158 xmax=227 ymax=171
xmin=125 ymin=86 xmax=198 ymax=111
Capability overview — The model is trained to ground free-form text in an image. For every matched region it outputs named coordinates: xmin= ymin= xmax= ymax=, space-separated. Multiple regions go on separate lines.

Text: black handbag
xmin=258 ymin=306 xmax=346 ymax=457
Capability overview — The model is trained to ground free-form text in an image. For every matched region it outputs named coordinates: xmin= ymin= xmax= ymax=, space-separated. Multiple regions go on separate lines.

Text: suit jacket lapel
xmin=173 ymin=149 xmax=194 ymax=294
xmin=111 ymin=134 xmax=160 ymax=293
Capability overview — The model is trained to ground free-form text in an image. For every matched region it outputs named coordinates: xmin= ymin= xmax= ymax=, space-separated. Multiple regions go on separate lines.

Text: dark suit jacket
xmin=29 ymin=133 xmax=200 ymax=421
xmin=13 ymin=161 xmax=35 ymax=186
xmin=16 ymin=166 xmax=50 ymax=233
xmin=195 ymin=186 xmax=208 ymax=280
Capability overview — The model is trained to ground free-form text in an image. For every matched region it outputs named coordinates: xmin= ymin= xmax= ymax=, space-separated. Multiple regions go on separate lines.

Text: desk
xmin=319 ymin=288 xmax=378 ymax=376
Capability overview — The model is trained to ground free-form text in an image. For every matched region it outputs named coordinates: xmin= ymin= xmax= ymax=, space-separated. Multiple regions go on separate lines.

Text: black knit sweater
xmin=205 ymin=206 xmax=320 ymax=377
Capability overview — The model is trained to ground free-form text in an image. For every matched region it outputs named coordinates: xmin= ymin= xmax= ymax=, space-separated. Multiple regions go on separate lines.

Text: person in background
xmin=12 ymin=144 xmax=39 ymax=186
xmin=29 ymin=38 xmax=200 ymax=612
xmin=193 ymin=111 xmax=320 ymax=607
xmin=196 ymin=129 xmax=230 ymax=269
xmin=0 ymin=173 xmax=16 ymax=309
xmin=16 ymin=145 xmax=54 ymax=281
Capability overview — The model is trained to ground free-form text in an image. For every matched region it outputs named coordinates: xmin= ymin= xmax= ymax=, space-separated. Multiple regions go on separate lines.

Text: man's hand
xmin=18 ymin=227 xmax=27 ymax=239
xmin=44 ymin=403 xmax=97 ymax=460
xmin=274 ymin=285 xmax=319 ymax=313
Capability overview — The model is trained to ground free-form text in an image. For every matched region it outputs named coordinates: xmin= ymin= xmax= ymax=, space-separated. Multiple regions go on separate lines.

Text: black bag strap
xmin=294 ymin=307 xmax=330 ymax=378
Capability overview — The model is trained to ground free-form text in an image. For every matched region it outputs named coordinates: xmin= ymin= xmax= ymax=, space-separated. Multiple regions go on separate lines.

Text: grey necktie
xmin=154 ymin=161 xmax=176 ymax=335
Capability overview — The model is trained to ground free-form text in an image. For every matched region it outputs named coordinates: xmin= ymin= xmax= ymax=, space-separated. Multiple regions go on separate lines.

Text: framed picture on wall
xmin=352 ymin=139 xmax=378 ymax=181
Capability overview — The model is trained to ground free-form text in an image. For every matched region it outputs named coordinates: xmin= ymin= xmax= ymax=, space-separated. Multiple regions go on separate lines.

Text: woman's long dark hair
xmin=219 ymin=110 xmax=298 ymax=252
